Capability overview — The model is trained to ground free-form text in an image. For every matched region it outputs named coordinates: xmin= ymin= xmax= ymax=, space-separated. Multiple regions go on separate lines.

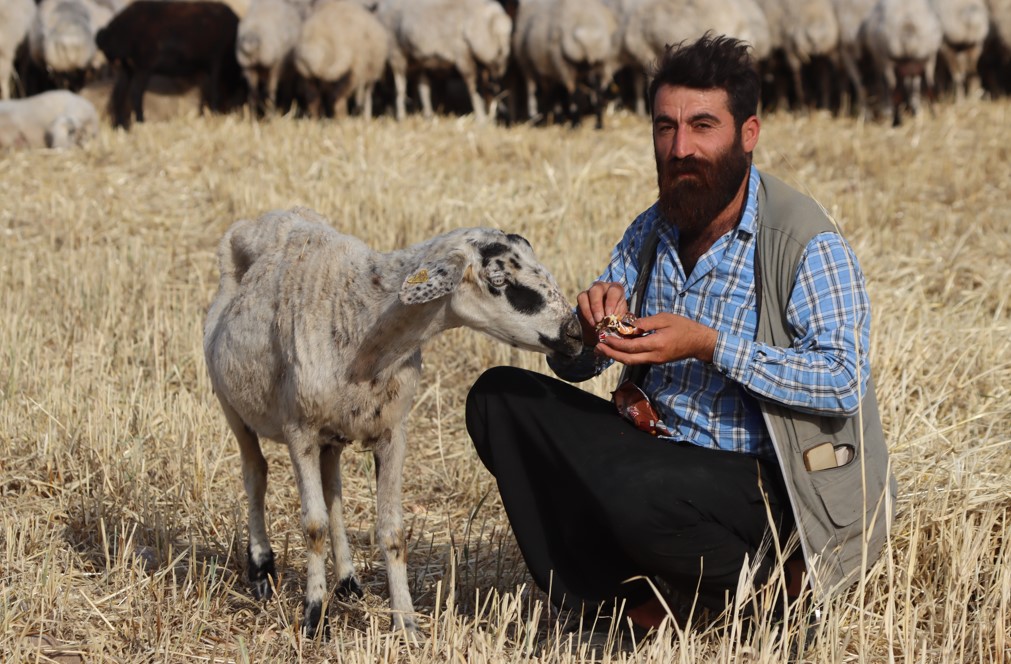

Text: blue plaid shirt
xmin=552 ymin=167 xmax=871 ymax=459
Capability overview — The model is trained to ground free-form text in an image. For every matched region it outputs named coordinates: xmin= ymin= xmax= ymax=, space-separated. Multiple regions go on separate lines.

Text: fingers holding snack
xmin=595 ymin=313 xmax=647 ymax=340
xmin=577 ymin=281 xmax=629 ymax=344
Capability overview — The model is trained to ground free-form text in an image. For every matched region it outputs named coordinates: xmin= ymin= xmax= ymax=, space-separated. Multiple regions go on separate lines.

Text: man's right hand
xmin=575 ymin=281 xmax=629 ymax=346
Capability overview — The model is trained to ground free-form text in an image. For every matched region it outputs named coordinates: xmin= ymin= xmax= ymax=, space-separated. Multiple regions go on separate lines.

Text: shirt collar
xmin=737 ymin=165 xmax=761 ymax=236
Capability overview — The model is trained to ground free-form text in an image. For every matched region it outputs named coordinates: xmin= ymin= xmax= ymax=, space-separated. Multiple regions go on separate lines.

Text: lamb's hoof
xmin=301 ymin=599 xmax=330 ymax=640
xmin=336 ymin=576 xmax=364 ymax=601
xmin=392 ymin=614 xmax=421 ymax=644
xmin=247 ymin=546 xmax=277 ymax=601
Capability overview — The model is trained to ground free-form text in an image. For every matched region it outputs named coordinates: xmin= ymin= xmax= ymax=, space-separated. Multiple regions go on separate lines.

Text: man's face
xmin=652 ymin=85 xmax=759 ymax=237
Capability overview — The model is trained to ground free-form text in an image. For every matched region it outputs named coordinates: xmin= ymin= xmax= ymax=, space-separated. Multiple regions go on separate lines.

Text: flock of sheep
xmin=2 ymin=0 xmax=1011 ymax=149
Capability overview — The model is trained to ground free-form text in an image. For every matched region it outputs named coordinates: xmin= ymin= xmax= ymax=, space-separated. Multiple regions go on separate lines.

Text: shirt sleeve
xmin=712 ymin=232 xmax=872 ymax=416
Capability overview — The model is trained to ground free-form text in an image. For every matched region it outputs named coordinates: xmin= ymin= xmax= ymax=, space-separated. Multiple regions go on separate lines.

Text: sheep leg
xmin=372 ymin=427 xmax=417 ymax=633
xmin=286 ymin=428 xmax=330 ymax=638
xmin=785 ymin=50 xmax=807 ymax=110
xmin=924 ymin=54 xmax=938 ymax=113
xmin=525 ymin=75 xmax=539 ymax=122
xmin=458 ymin=65 xmax=487 ymax=122
xmin=111 ymin=68 xmax=133 ymax=129
xmin=320 ymin=444 xmax=362 ymax=600
xmin=217 ymin=399 xmax=275 ymax=599
xmin=633 ymin=69 xmax=646 ymax=116
xmin=393 ymin=69 xmax=408 ymax=121
xmin=417 ymin=72 xmax=434 ymax=119
xmin=128 ymin=69 xmax=150 ymax=124
xmin=361 ymin=82 xmax=374 ymax=120
xmin=266 ymin=64 xmax=282 ymax=114
xmin=839 ymin=46 xmax=867 ymax=117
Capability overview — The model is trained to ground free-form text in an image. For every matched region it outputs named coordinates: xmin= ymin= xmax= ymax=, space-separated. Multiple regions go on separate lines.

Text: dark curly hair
xmin=647 ymin=32 xmax=759 ymax=129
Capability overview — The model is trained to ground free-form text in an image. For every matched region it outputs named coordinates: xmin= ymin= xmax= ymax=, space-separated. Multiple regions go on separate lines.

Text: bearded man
xmin=465 ymin=34 xmax=895 ymax=640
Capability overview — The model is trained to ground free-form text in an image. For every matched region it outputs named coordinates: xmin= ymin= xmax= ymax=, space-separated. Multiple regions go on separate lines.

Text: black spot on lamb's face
xmin=505 ymin=283 xmax=546 ymax=314
xmin=479 ymin=242 xmax=510 ymax=267
xmin=506 ymin=233 xmax=531 ymax=248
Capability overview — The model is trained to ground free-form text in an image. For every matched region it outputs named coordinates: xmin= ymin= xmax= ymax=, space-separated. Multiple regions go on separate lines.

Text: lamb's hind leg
xmin=285 ymin=426 xmax=330 ymax=638
xmin=219 ymin=399 xmax=276 ymax=600
xmin=373 ymin=426 xmax=417 ymax=633
xmin=320 ymin=444 xmax=363 ymax=600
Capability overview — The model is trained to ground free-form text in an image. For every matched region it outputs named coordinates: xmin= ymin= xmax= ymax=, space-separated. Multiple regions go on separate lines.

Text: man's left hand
xmin=595 ymin=313 xmax=719 ymax=365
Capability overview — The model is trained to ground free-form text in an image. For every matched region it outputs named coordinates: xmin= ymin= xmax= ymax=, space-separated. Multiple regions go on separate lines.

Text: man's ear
xmin=741 ymin=115 xmax=760 ymax=153
xmin=398 ymin=251 xmax=468 ymax=305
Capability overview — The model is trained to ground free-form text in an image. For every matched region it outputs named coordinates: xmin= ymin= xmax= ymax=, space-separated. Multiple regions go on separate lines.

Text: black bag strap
xmin=617 ymin=224 xmax=661 ymax=387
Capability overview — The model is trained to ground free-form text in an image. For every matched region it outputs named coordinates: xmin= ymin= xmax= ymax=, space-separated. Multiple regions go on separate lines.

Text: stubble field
xmin=2 ymin=101 xmax=1009 ymax=662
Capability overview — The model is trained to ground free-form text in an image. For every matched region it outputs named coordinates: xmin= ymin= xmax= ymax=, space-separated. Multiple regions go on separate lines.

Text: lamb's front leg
xmin=320 ymin=444 xmax=363 ymax=600
xmin=373 ymin=427 xmax=417 ymax=633
xmin=286 ymin=428 xmax=330 ymax=638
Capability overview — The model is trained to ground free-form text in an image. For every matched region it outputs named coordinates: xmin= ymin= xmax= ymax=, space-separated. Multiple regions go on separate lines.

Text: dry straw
xmin=1 ymin=101 xmax=1009 ymax=662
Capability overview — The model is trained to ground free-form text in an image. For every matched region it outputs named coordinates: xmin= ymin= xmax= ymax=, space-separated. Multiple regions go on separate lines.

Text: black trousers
xmin=465 ymin=366 xmax=794 ymax=614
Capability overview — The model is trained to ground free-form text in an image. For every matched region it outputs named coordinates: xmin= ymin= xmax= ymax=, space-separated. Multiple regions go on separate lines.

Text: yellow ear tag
xmin=406 ymin=269 xmax=429 ymax=284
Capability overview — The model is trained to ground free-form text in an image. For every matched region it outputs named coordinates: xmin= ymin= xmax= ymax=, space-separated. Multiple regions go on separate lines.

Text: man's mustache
xmin=662 ymin=156 xmax=709 ymax=181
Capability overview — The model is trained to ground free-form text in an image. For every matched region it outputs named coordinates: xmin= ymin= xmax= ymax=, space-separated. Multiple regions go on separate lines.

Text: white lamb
xmin=377 ymin=0 xmax=513 ymax=122
xmin=861 ymin=0 xmax=944 ymax=125
xmin=1 ymin=0 xmax=36 ymax=100
xmin=930 ymin=0 xmax=991 ymax=101
xmin=511 ymin=0 xmax=619 ymax=128
xmin=0 ymin=89 xmax=98 ymax=149
xmin=203 ymin=207 xmax=583 ymax=636
xmin=294 ymin=0 xmax=389 ymax=119
xmin=235 ymin=0 xmax=305 ymax=115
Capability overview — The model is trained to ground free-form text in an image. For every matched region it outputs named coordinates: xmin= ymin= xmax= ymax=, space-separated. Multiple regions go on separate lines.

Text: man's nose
xmin=671 ymin=130 xmax=695 ymax=159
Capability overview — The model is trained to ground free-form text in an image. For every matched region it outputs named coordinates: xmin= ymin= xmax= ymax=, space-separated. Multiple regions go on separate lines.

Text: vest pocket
xmin=807 ymin=454 xmax=867 ymax=528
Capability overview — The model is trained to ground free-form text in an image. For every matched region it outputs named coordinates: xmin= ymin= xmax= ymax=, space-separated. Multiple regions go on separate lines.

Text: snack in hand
xmin=595 ymin=313 xmax=646 ymax=339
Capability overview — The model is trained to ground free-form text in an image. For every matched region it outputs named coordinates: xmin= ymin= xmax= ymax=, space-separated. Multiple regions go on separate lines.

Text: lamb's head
xmin=399 ymin=229 xmax=583 ymax=359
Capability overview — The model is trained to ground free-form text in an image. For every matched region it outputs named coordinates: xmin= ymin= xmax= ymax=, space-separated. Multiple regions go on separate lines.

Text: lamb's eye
xmin=488 ymin=272 xmax=506 ymax=288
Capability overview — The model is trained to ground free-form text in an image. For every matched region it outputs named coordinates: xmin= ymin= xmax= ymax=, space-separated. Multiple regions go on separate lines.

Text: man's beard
xmin=656 ymin=134 xmax=751 ymax=239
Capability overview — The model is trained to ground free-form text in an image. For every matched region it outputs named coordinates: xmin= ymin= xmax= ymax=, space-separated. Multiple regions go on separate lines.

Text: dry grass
xmin=1 ymin=102 xmax=1009 ymax=662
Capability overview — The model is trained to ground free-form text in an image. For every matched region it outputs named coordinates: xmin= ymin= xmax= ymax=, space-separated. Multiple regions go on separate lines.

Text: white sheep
xmin=0 ymin=89 xmax=98 ymax=149
xmin=615 ymin=0 xmax=769 ymax=116
xmin=861 ymin=0 xmax=944 ymax=125
xmin=235 ymin=0 xmax=305 ymax=115
xmin=377 ymin=0 xmax=512 ymax=122
xmin=991 ymin=0 xmax=1011 ymax=46
xmin=1 ymin=0 xmax=36 ymax=100
xmin=831 ymin=0 xmax=877 ymax=114
xmin=758 ymin=0 xmax=840 ymax=109
xmin=203 ymin=207 xmax=583 ymax=636
xmin=29 ymin=0 xmax=118 ymax=89
xmin=718 ymin=0 xmax=774 ymax=64
xmin=989 ymin=0 xmax=1011 ymax=88
xmin=931 ymin=0 xmax=991 ymax=101
xmin=511 ymin=0 xmax=619 ymax=128
xmin=294 ymin=0 xmax=389 ymax=119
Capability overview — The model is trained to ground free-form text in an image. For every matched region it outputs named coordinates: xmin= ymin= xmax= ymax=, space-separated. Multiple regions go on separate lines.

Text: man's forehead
xmin=653 ymin=85 xmax=732 ymax=119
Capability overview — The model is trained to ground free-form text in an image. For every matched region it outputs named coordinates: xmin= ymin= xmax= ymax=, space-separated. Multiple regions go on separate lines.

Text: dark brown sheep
xmin=95 ymin=0 xmax=245 ymax=128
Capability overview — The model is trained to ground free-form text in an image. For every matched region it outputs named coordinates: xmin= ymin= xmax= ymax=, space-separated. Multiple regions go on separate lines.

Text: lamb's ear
xmin=399 ymin=251 xmax=469 ymax=305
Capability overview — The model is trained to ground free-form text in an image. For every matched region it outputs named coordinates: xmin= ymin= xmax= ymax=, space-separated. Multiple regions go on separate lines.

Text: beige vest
xmin=754 ymin=172 xmax=895 ymax=600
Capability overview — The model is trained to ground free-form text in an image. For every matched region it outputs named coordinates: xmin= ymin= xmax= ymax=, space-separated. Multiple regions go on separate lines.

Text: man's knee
xmin=466 ymin=366 xmax=533 ymax=472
